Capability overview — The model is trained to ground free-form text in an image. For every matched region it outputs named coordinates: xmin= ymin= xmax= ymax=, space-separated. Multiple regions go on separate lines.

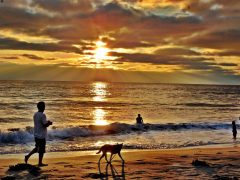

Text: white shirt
xmin=33 ymin=112 xmax=47 ymax=139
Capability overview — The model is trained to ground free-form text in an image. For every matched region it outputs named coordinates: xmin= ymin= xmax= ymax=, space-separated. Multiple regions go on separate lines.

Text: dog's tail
xmin=96 ymin=149 xmax=102 ymax=154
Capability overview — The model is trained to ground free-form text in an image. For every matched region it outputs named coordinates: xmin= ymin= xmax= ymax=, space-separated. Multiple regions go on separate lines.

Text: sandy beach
xmin=0 ymin=145 xmax=240 ymax=179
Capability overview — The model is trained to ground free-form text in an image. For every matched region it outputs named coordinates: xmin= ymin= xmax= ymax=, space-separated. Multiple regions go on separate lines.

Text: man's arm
xmin=42 ymin=114 xmax=52 ymax=127
xmin=43 ymin=121 xmax=52 ymax=127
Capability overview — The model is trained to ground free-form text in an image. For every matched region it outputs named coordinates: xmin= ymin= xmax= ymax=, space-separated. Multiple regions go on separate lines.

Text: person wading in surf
xmin=136 ymin=114 xmax=144 ymax=124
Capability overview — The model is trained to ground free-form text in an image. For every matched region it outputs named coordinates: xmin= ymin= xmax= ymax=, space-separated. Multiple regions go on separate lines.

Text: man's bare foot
xmin=38 ymin=163 xmax=48 ymax=167
xmin=25 ymin=155 xmax=29 ymax=164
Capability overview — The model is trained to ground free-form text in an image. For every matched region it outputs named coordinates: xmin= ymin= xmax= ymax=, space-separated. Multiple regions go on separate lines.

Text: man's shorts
xmin=35 ymin=137 xmax=46 ymax=153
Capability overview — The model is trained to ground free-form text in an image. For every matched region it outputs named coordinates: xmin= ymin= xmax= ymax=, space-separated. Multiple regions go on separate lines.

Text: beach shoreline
xmin=1 ymin=144 xmax=240 ymax=179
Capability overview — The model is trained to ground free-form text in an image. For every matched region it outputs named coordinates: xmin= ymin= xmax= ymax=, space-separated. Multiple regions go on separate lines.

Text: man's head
xmin=37 ymin=101 xmax=45 ymax=112
xmin=138 ymin=114 xmax=141 ymax=117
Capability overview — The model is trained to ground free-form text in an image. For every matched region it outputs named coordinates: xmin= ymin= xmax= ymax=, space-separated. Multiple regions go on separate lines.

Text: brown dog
xmin=96 ymin=143 xmax=124 ymax=164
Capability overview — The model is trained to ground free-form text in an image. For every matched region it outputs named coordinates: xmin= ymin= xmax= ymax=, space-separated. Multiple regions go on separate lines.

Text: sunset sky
xmin=0 ymin=0 xmax=239 ymax=84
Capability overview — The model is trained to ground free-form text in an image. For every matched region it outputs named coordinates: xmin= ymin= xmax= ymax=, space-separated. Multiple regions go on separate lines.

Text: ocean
xmin=0 ymin=80 xmax=240 ymax=154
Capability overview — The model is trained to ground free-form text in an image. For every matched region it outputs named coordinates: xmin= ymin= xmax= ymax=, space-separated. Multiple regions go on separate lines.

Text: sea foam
xmin=0 ymin=122 xmax=237 ymax=144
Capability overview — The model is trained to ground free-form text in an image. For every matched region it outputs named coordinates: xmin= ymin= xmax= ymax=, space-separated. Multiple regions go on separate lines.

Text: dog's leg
xmin=104 ymin=153 xmax=109 ymax=163
xmin=118 ymin=152 xmax=125 ymax=163
xmin=109 ymin=154 xmax=113 ymax=163
xmin=110 ymin=154 xmax=116 ymax=162
xmin=98 ymin=153 xmax=105 ymax=164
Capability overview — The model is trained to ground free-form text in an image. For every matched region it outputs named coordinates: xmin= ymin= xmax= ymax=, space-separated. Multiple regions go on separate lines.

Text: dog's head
xmin=116 ymin=143 xmax=123 ymax=148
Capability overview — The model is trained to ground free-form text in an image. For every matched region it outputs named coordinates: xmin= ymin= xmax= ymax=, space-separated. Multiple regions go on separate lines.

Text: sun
xmin=94 ymin=40 xmax=109 ymax=61
xmin=95 ymin=47 xmax=108 ymax=60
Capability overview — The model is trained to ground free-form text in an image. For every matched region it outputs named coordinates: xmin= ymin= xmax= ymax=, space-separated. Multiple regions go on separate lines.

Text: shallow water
xmin=0 ymin=80 xmax=240 ymax=154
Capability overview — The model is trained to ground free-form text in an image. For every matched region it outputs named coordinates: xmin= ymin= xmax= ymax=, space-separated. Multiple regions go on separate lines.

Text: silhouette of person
xmin=25 ymin=102 xmax=53 ymax=166
xmin=232 ymin=121 xmax=237 ymax=139
xmin=136 ymin=114 xmax=143 ymax=124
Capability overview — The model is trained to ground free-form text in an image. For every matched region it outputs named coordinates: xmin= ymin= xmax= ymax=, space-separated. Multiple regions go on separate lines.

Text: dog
xmin=96 ymin=143 xmax=124 ymax=164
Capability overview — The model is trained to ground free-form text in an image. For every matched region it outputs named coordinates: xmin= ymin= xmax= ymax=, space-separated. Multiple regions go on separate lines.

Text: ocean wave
xmin=43 ymin=141 xmax=228 ymax=152
xmin=0 ymin=122 xmax=237 ymax=144
xmin=179 ymin=103 xmax=237 ymax=108
xmin=0 ymin=141 xmax=230 ymax=155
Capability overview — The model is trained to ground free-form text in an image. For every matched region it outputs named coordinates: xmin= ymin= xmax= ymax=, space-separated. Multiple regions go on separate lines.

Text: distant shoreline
xmin=1 ymin=79 xmax=240 ymax=86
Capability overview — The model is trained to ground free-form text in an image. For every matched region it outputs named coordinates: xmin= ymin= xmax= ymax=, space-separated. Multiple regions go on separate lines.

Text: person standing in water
xmin=232 ymin=121 xmax=237 ymax=139
xmin=25 ymin=101 xmax=53 ymax=166
xmin=136 ymin=114 xmax=143 ymax=124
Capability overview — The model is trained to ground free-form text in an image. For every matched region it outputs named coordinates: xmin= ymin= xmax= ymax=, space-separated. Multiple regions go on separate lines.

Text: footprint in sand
xmin=180 ymin=155 xmax=188 ymax=158
xmin=64 ymin=165 xmax=74 ymax=168
xmin=83 ymin=166 xmax=95 ymax=169
xmin=135 ymin=170 xmax=147 ymax=174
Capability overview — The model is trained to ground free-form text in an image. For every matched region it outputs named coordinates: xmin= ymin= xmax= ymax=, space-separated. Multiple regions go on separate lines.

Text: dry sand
xmin=0 ymin=145 xmax=240 ymax=179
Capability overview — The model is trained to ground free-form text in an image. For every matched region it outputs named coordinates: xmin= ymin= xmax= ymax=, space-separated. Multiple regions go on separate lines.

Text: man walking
xmin=25 ymin=101 xmax=52 ymax=166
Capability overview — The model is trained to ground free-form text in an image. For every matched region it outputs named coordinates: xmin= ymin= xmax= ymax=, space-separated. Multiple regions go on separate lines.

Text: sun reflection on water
xmin=93 ymin=108 xmax=109 ymax=125
xmin=92 ymin=82 xmax=109 ymax=125
xmin=92 ymin=82 xmax=107 ymax=102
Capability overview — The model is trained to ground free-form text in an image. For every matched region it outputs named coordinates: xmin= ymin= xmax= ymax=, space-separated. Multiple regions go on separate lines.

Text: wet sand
xmin=0 ymin=145 xmax=240 ymax=179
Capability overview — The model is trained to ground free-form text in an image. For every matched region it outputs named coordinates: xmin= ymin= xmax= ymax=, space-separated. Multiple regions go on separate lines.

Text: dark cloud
xmin=182 ymin=29 xmax=240 ymax=50
xmin=22 ymin=54 xmax=44 ymax=60
xmin=182 ymin=0 xmax=240 ymax=17
xmin=110 ymin=13 xmax=204 ymax=45
xmin=0 ymin=56 xmax=19 ymax=60
xmin=104 ymin=39 xmax=155 ymax=48
xmin=155 ymin=47 xmax=200 ymax=56
xmin=0 ymin=1 xmax=205 ymax=44
xmin=110 ymin=51 xmax=217 ymax=70
xmin=0 ymin=5 xmax=51 ymax=32
xmin=31 ymin=0 xmax=93 ymax=14
xmin=38 ymin=2 xmax=138 ymax=41
xmin=204 ymin=50 xmax=240 ymax=56
xmin=0 ymin=37 xmax=82 ymax=53
xmin=80 ymin=61 xmax=105 ymax=65
xmin=218 ymin=63 xmax=238 ymax=67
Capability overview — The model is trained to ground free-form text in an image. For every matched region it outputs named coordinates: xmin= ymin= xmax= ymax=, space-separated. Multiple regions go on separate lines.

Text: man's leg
xmin=25 ymin=147 xmax=38 ymax=163
xmin=38 ymin=138 xmax=47 ymax=166
xmin=38 ymin=154 xmax=47 ymax=166
xmin=38 ymin=153 xmax=46 ymax=166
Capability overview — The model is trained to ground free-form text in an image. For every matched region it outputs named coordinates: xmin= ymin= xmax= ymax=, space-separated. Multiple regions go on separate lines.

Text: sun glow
xmin=94 ymin=40 xmax=109 ymax=61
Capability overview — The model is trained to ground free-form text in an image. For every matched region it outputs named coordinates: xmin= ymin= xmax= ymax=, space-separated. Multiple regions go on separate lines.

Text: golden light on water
xmin=95 ymin=140 xmax=116 ymax=147
xmin=93 ymin=108 xmax=109 ymax=125
xmin=92 ymin=82 xmax=109 ymax=125
xmin=92 ymin=82 xmax=107 ymax=102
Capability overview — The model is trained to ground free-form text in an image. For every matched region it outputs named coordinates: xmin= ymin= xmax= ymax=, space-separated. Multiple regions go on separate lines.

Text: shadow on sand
xmin=98 ymin=161 xmax=125 ymax=180
xmin=1 ymin=163 xmax=47 ymax=180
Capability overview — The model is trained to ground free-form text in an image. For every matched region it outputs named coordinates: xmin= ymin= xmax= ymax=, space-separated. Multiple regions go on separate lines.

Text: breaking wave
xmin=0 ymin=122 xmax=237 ymax=144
